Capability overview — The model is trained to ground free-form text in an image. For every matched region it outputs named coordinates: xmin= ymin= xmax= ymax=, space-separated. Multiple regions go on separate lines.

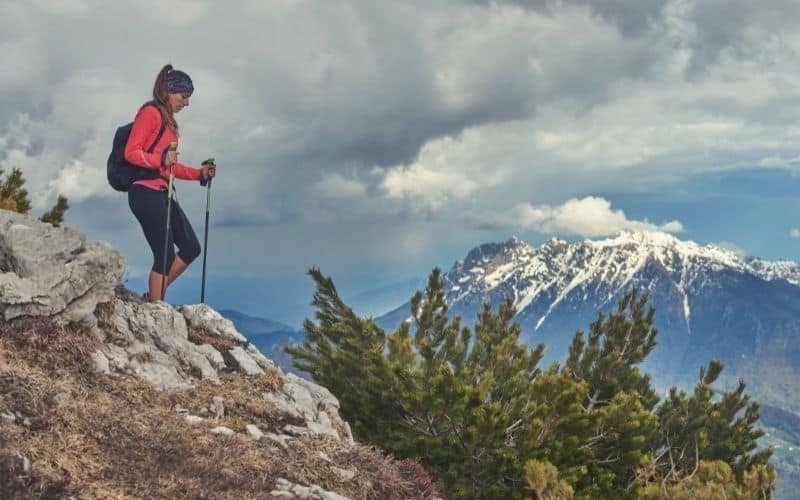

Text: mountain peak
xmin=504 ymin=234 xmax=533 ymax=251
xmin=544 ymin=235 xmax=568 ymax=245
xmin=592 ymin=230 xmax=681 ymax=247
xmin=443 ymin=231 xmax=800 ymax=320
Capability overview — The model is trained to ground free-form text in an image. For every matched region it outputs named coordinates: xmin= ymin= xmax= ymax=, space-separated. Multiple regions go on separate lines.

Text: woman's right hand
xmin=201 ymin=164 xmax=216 ymax=180
xmin=164 ymin=149 xmax=178 ymax=167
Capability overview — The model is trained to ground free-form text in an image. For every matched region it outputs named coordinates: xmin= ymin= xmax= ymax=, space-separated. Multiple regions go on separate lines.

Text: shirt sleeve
xmin=172 ymin=162 xmax=203 ymax=181
xmin=124 ymin=106 xmax=163 ymax=169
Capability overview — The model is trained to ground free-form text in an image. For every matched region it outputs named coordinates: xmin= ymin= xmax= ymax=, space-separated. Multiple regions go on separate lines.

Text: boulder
xmin=181 ymin=304 xmax=248 ymax=343
xmin=0 ymin=211 xmax=124 ymax=324
xmin=270 ymin=478 xmax=350 ymax=500
xmin=210 ymin=426 xmax=235 ymax=436
xmin=246 ymin=424 xmax=264 ymax=441
xmin=102 ymin=299 xmax=221 ymax=389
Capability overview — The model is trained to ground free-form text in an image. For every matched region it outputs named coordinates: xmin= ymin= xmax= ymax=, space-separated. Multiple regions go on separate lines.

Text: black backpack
xmin=107 ymin=104 xmax=167 ymax=192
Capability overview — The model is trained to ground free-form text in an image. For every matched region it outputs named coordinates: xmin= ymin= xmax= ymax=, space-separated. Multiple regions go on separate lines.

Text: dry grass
xmin=251 ymin=368 xmax=284 ymax=394
xmin=131 ymin=351 xmax=153 ymax=363
xmin=186 ymin=325 xmax=241 ymax=353
xmin=93 ymin=300 xmax=116 ymax=326
xmin=169 ymin=373 xmax=296 ymax=429
xmin=282 ymin=436 xmax=443 ymax=499
xmin=113 ymin=284 xmax=146 ymax=305
xmin=0 ymin=309 xmax=441 ymax=499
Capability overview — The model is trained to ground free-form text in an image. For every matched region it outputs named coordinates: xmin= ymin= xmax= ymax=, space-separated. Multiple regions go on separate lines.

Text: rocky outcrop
xmin=97 ymin=300 xmax=227 ymax=389
xmin=0 ymin=211 xmax=124 ymax=325
xmin=265 ymin=374 xmax=353 ymax=441
xmin=94 ymin=298 xmax=354 ymax=445
xmin=0 ymin=210 xmax=353 ymax=447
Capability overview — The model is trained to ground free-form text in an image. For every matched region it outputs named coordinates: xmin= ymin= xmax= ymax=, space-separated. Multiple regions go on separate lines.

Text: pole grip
xmin=201 ymin=157 xmax=215 ymax=208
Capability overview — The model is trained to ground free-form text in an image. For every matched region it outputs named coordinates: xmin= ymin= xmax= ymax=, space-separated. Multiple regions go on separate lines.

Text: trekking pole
xmin=161 ymin=141 xmax=178 ymax=302
xmin=200 ymin=157 xmax=215 ymax=303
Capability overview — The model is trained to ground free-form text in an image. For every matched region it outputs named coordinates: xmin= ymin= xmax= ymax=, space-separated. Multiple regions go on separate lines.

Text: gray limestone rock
xmin=210 ymin=426 xmax=235 ymax=436
xmin=90 ymin=350 xmax=111 ymax=375
xmin=101 ymin=299 xmax=221 ymax=389
xmin=270 ymin=478 xmax=350 ymax=500
xmin=184 ymin=415 xmax=204 ymax=426
xmin=263 ymin=392 xmax=304 ymax=421
xmin=331 ymin=467 xmax=355 ymax=482
xmin=246 ymin=343 xmax=278 ymax=371
xmin=283 ymin=425 xmax=312 ymax=437
xmin=282 ymin=377 xmax=315 ymax=421
xmin=246 ymin=424 xmax=264 ymax=441
xmin=228 ymin=345 xmax=264 ymax=375
xmin=265 ymin=373 xmax=350 ymax=442
xmin=266 ymin=432 xmax=292 ymax=450
xmin=210 ymin=396 xmax=225 ymax=418
xmin=0 ymin=211 xmax=124 ymax=324
xmin=181 ymin=304 xmax=248 ymax=343
xmin=306 ymin=421 xmax=339 ymax=440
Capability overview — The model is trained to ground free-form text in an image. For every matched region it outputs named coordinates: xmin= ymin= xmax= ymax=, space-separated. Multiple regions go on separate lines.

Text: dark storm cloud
xmin=3 ymin=0 xmax=800 ymax=227
xmin=475 ymin=0 xmax=800 ymax=78
xmin=220 ymin=1 xmax=541 ymax=169
xmin=0 ymin=0 xmax=669 ymax=207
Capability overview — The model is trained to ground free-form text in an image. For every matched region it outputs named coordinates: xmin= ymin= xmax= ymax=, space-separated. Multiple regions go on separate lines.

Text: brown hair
xmin=150 ymin=64 xmax=179 ymax=134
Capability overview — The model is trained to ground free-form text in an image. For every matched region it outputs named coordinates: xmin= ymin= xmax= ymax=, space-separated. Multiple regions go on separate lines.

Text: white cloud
xmin=757 ymin=155 xmax=800 ymax=169
xmin=790 ymin=229 xmax=800 ymax=239
xmin=379 ymin=163 xmax=479 ymax=211
xmin=514 ymin=196 xmax=684 ymax=238
xmin=714 ymin=241 xmax=748 ymax=257
xmin=376 ymin=126 xmax=518 ymax=212
xmin=48 ymin=160 xmax=107 ymax=204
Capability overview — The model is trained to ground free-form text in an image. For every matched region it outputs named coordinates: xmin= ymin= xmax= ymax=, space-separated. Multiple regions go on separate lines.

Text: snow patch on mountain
xmin=444 ymin=231 xmax=800 ymax=331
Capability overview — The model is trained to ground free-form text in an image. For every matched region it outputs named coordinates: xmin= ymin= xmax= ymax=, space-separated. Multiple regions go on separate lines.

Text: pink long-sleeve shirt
xmin=123 ymin=104 xmax=203 ymax=190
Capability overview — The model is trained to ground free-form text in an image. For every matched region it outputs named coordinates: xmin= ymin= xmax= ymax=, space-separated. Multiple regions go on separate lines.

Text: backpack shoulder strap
xmin=142 ymin=103 xmax=167 ymax=154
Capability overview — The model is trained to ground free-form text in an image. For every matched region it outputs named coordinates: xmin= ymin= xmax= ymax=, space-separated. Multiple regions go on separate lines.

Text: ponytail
xmin=150 ymin=64 xmax=178 ymax=133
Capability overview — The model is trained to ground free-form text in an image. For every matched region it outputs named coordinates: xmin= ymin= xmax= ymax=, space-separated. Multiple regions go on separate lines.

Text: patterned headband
xmin=166 ymin=71 xmax=194 ymax=94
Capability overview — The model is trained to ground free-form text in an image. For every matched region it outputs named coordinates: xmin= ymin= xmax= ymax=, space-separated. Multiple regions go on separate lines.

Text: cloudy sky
xmin=3 ymin=0 xmax=800 ymax=326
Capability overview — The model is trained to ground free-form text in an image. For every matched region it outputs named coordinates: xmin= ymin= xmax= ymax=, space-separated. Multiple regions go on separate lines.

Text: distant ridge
xmin=378 ymin=231 xmax=800 ymax=411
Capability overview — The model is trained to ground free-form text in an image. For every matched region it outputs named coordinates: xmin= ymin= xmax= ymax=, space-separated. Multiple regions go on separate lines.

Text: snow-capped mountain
xmin=378 ymin=232 xmax=800 ymax=403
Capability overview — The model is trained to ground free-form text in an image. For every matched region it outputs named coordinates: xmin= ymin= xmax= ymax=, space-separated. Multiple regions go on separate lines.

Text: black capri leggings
xmin=128 ymin=184 xmax=201 ymax=274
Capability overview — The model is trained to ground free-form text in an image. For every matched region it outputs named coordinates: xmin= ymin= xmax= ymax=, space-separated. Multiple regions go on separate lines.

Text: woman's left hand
xmin=201 ymin=164 xmax=216 ymax=180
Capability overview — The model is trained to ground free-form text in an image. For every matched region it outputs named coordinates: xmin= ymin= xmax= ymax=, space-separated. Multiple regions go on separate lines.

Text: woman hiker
xmin=124 ymin=64 xmax=216 ymax=302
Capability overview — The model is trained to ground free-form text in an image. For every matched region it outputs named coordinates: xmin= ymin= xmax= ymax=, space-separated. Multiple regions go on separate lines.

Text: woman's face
xmin=168 ymin=92 xmax=191 ymax=113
